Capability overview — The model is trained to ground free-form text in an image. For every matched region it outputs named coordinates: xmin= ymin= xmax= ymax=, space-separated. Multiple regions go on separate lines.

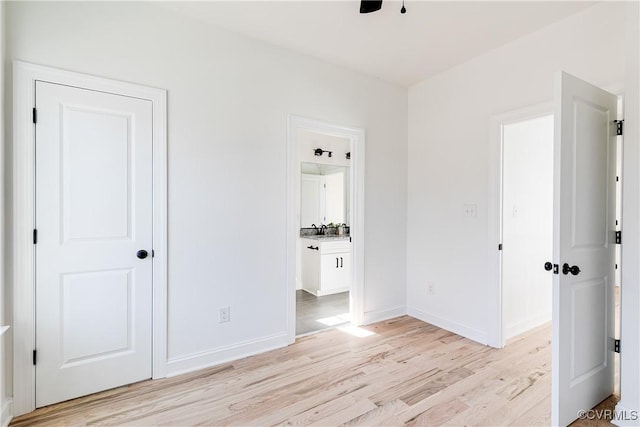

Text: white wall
xmin=5 ymin=1 xmax=408 ymax=381
xmin=617 ymin=1 xmax=640 ymax=424
xmin=407 ymin=2 xmax=626 ymax=344
xmin=502 ymin=116 xmax=553 ymax=340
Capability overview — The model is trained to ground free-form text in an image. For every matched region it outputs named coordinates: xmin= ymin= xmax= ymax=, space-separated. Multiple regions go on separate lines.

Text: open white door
xmin=552 ymin=71 xmax=618 ymax=426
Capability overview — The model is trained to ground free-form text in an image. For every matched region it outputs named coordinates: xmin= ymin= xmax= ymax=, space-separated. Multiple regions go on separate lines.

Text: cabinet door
xmin=301 ymin=240 xmax=320 ymax=293
xmin=320 ymin=252 xmax=351 ymax=293
xmin=337 ymin=251 xmax=351 ymax=289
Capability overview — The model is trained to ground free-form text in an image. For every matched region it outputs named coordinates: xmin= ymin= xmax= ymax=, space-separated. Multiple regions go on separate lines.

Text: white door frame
xmin=12 ymin=61 xmax=168 ymax=416
xmin=488 ymin=102 xmax=552 ymax=348
xmin=286 ymin=115 xmax=365 ymax=342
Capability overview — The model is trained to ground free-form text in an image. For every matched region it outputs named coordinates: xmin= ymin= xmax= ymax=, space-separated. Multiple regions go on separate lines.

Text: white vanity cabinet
xmin=300 ymin=238 xmax=350 ymax=296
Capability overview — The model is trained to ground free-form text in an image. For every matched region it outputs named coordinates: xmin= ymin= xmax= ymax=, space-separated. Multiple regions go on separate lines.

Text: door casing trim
xmin=487 ymin=102 xmax=553 ymax=348
xmin=12 ymin=61 xmax=168 ymax=416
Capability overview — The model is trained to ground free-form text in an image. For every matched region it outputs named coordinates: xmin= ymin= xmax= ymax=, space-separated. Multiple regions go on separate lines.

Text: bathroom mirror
xmin=300 ymin=163 xmax=349 ymax=227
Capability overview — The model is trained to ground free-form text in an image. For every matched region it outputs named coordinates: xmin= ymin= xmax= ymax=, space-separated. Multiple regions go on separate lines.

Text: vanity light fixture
xmin=359 ymin=0 xmax=406 ymax=14
xmin=314 ymin=148 xmax=333 ymax=158
xmin=360 ymin=0 xmax=382 ymax=13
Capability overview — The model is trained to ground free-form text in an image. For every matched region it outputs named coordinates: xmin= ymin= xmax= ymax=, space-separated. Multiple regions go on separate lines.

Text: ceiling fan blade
xmin=360 ymin=0 xmax=383 ymax=14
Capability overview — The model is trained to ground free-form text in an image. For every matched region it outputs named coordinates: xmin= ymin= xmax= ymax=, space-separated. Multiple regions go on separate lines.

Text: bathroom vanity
xmin=300 ymin=236 xmax=351 ymax=296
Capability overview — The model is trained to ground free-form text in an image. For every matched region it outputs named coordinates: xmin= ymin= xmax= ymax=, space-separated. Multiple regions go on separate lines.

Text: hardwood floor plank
xmin=404 ymin=397 xmax=469 ymax=427
xmin=473 ymin=371 xmax=552 ymax=426
xmin=280 ymin=394 xmax=375 ymax=426
xmin=342 ymin=399 xmax=409 ymax=426
xmin=399 ymin=367 xmax=475 ymax=406
xmin=310 ymin=398 xmax=377 ymax=427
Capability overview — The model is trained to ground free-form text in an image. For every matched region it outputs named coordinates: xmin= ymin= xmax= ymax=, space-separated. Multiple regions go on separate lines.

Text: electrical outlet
xmin=427 ymin=282 xmax=435 ymax=295
xmin=463 ymin=203 xmax=477 ymax=218
xmin=219 ymin=306 xmax=231 ymax=323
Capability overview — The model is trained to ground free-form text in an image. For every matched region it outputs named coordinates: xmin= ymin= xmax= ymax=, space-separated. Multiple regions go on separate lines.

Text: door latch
xmin=544 ymin=262 xmax=559 ymax=274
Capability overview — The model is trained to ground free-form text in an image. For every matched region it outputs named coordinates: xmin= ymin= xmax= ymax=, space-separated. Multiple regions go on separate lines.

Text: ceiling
xmin=158 ymin=1 xmax=597 ymax=87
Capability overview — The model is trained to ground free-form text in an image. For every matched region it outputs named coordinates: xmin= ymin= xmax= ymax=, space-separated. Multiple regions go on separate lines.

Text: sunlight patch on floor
xmin=337 ymin=325 xmax=376 ymax=338
xmin=316 ymin=312 xmax=350 ymax=326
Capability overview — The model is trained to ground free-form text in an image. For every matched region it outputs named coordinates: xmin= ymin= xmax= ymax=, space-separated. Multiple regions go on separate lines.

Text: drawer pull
xmin=336 ymin=257 xmax=339 ymax=268
xmin=340 ymin=257 xmax=343 ymax=268
xmin=307 ymin=245 xmax=319 ymax=251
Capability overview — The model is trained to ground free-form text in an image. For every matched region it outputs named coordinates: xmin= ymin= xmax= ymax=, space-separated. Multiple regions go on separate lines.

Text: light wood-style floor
xmin=10 ymin=316 xmax=611 ymax=426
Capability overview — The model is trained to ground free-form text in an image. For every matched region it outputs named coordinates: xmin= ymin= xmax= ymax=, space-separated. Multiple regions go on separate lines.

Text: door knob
xmin=137 ymin=250 xmax=148 ymax=259
xmin=544 ymin=262 xmax=553 ymax=271
xmin=562 ymin=263 xmax=581 ymax=276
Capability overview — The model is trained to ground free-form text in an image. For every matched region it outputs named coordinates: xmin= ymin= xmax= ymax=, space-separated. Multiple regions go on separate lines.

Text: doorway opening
xmin=286 ymin=116 xmax=365 ymax=342
xmin=298 ymin=145 xmax=351 ymax=335
xmin=501 ymin=114 xmax=554 ymax=342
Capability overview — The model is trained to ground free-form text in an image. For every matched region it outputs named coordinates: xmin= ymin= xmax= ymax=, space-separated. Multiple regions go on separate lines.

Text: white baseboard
xmin=166 ymin=332 xmax=290 ymax=377
xmin=613 ymin=402 xmax=640 ymax=426
xmin=407 ymin=306 xmax=488 ymax=345
xmin=505 ymin=313 xmax=550 ymax=341
xmin=1 ymin=398 xmax=13 ymax=427
xmin=305 ymin=287 xmax=349 ymax=297
xmin=362 ymin=305 xmax=406 ymax=325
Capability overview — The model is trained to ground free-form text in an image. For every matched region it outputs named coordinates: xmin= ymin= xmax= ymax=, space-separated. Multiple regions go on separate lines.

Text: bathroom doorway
xmin=298 ymin=148 xmax=351 ymax=335
xmin=286 ymin=116 xmax=365 ymax=341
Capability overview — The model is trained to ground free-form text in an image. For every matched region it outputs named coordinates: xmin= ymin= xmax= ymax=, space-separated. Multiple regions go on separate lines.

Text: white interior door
xmin=552 ymin=72 xmax=618 ymax=426
xmin=35 ymin=81 xmax=153 ymax=407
